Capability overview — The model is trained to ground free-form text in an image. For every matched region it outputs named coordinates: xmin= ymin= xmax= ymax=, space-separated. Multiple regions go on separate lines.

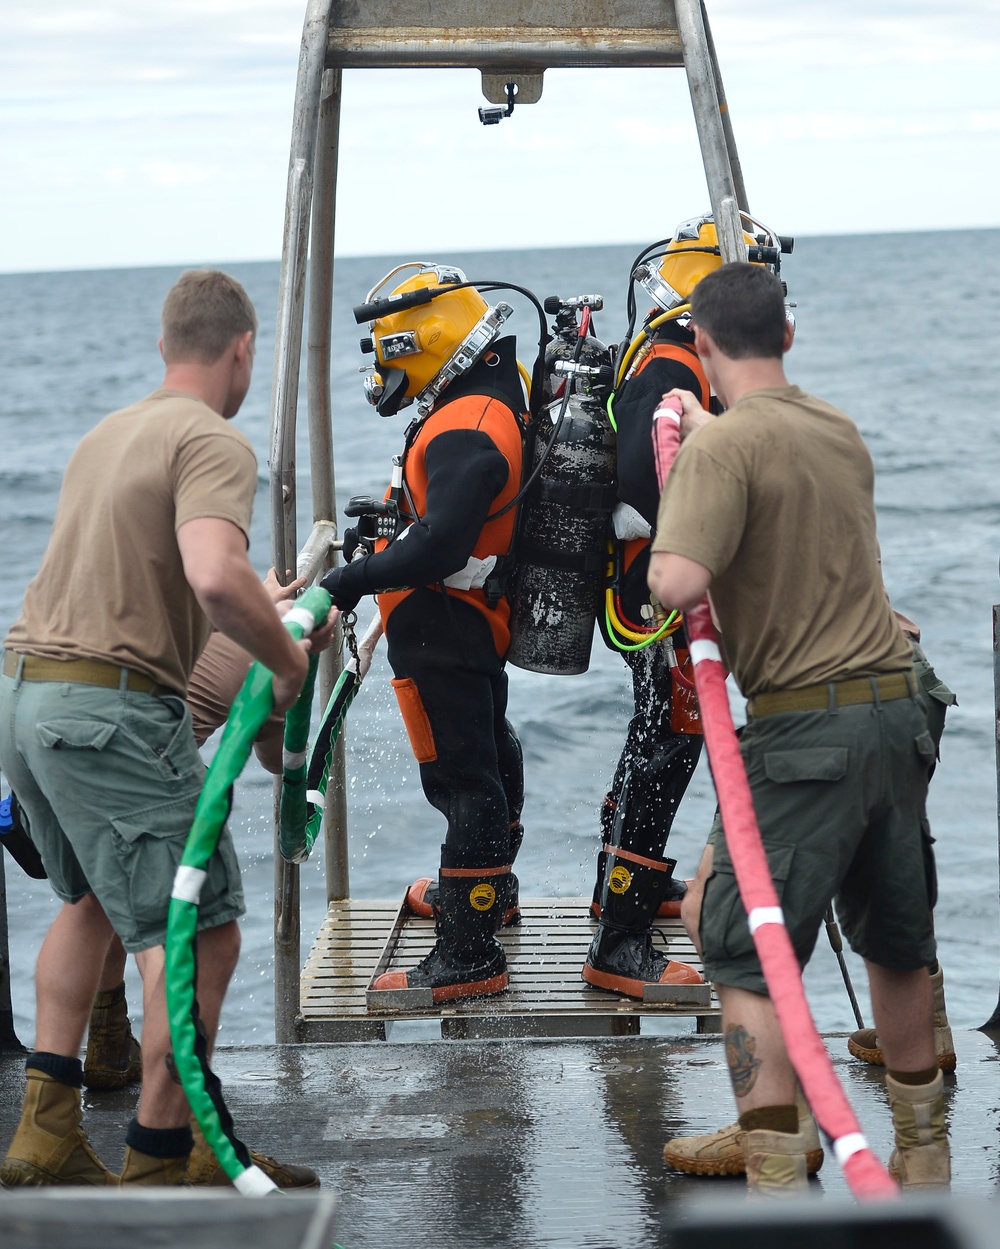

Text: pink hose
xmin=652 ymin=397 xmax=896 ymax=1200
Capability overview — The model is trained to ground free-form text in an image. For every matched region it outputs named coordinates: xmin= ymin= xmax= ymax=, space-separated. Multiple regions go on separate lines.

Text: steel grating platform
xmin=299 ymin=896 xmax=720 ymax=1040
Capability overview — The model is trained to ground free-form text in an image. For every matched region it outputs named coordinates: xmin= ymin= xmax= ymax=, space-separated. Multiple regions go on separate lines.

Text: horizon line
xmin=2 ymin=222 xmax=997 ymax=281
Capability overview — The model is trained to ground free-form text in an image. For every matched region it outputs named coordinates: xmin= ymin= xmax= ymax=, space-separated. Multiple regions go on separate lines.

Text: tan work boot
xmin=186 ymin=1118 xmax=320 ymax=1188
xmin=119 ymin=1147 xmax=189 ymax=1186
xmin=664 ymin=1089 xmax=824 ymax=1177
xmin=84 ymin=981 xmax=143 ymax=1090
xmin=886 ymin=1071 xmax=951 ymax=1190
xmin=847 ymin=967 xmax=956 ymax=1072
xmin=0 ymin=1069 xmax=118 ymax=1187
xmin=742 ymin=1127 xmax=810 ymax=1195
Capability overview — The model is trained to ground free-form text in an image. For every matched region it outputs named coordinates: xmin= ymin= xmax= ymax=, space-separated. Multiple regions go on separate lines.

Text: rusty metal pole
xmin=982 ymin=603 xmax=1000 ymax=1030
xmin=0 ymin=851 xmax=24 ymax=1054
xmin=306 ymin=69 xmax=353 ymax=908
xmin=675 ymin=0 xmax=745 ymax=264
xmin=270 ymin=0 xmax=337 ymax=1045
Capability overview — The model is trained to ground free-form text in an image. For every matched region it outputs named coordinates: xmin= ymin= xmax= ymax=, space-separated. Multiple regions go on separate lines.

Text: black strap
xmin=517 ymin=540 xmax=605 ymax=574
xmin=532 ymin=479 xmax=618 ymax=512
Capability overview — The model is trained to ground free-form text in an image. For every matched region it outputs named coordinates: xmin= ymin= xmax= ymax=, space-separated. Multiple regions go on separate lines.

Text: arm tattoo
xmin=724 ymin=1023 xmax=762 ymax=1098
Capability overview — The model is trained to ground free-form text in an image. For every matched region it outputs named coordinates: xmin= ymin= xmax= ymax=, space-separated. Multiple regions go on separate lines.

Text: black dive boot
xmin=375 ymin=850 xmax=510 ymax=1002
xmin=582 ymin=847 xmax=703 ymax=999
xmin=590 ymin=843 xmax=687 ymax=921
xmin=407 ymin=823 xmax=522 ymax=927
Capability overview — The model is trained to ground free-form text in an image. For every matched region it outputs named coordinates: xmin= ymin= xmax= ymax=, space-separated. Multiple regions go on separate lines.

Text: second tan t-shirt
xmin=652 ymin=385 xmax=911 ymax=697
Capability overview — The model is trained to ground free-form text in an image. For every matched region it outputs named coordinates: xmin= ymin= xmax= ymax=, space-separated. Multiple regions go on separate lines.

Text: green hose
xmin=164 ymin=586 xmax=330 ymax=1195
xmin=279 ymin=658 xmax=363 ymax=865
xmin=277 ymin=652 xmax=319 ymax=863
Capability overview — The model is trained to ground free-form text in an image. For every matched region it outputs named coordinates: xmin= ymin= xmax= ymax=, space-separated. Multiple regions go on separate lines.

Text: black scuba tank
xmin=506 ymin=297 xmax=616 ymax=675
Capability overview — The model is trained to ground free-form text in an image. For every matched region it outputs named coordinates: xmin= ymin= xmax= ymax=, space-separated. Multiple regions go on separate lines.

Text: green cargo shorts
xmin=700 ymin=689 xmax=938 ymax=994
xmin=704 ymin=641 xmax=955 ymax=849
xmin=0 ymin=673 xmax=245 ymax=952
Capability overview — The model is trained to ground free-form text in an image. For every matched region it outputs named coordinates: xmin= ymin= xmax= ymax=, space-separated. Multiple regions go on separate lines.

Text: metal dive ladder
xmin=269 ymin=0 xmax=753 ymax=1042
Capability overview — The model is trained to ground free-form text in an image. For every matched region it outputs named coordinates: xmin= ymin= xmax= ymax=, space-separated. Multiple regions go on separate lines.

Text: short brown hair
xmin=161 ymin=269 xmax=258 ymax=364
xmin=690 ymin=263 xmax=786 ymax=359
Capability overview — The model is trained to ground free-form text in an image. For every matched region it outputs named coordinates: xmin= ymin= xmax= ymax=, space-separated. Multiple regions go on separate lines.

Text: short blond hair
xmin=161 ymin=269 xmax=258 ymax=364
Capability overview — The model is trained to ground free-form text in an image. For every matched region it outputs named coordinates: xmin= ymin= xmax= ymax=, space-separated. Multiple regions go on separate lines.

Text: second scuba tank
xmin=507 ymin=296 xmax=616 ymax=675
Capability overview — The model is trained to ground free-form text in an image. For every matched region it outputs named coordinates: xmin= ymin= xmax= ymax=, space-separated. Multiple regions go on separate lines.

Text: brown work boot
xmin=664 ymin=1091 xmax=824 ymax=1177
xmin=84 ymin=981 xmax=142 ymax=1090
xmin=847 ymin=966 xmax=956 ymax=1072
xmin=119 ymin=1147 xmax=189 ymax=1186
xmin=742 ymin=1127 xmax=810 ymax=1195
xmin=0 ymin=1068 xmax=118 ymax=1187
xmin=186 ymin=1118 xmax=320 ymax=1188
xmin=886 ymin=1071 xmax=951 ymax=1190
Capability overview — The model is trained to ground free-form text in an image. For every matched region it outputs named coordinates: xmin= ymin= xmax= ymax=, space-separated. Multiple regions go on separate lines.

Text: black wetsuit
xmin=599 ymin=321 xmax=706 ymax=867
xmin=322 ymin=342 xmax=525 ymax=870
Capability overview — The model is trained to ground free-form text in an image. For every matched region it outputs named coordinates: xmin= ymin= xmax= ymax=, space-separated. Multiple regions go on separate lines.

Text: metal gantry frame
xmin=268 ymin=0 xmax=754 ymax=1041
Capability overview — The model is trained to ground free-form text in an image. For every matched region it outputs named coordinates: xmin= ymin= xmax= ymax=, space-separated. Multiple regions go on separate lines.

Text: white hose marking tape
xmin=833 ymin=1133 xmax=869 ymax=1166
xmin=283 ymin=605 xmax=316 ymax=633
xmin=307 ymin=789 xmax=325 ymax=808
xmin=283 ymin=748 xmax=307 ymax=770
xmin=171 ymin=866 xmax=207 ymax=905
xmin=233 ymin=1164 xmax=279 ymax=1196
xmin=689 ymin=639 xmax=721 ymax=665
xmin=747 ymin=906 xmax=785 ymax=934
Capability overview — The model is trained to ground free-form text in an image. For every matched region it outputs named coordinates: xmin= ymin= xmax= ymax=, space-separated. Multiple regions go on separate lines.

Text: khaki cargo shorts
xmin=0 ymin=674 xmax=245 ymax=952
xmin=700 ymin=691 xmax=938 ymax=994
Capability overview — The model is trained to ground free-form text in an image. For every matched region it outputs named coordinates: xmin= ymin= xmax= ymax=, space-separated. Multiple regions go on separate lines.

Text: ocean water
xmin=1 ymin=231 xmax=1000 ymax=1047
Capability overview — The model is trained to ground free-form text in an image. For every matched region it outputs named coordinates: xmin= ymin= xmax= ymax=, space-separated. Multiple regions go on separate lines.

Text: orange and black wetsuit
xmin=600 ymin=320 xmax=709 ymax=873
xmin=321 ymin=339 xmax=525 ymax=870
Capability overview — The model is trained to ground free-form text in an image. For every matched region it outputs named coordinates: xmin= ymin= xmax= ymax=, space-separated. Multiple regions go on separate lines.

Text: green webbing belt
xmin=164 ymin=586 xmax=330 ymax=1195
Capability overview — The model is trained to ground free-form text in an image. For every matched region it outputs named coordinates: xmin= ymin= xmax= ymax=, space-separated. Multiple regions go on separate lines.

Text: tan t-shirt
xmin=5 ymin=388 xmax=257 ymax=693
xmin=652 ymin=385 xmax=911 ymax=696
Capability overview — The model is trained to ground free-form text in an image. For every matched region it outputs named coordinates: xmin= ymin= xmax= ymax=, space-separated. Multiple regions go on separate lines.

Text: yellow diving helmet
xmin=359 ymin=263 xmax=513 ymax=417
xmin=636 ymin=213 xmax=766 ymax=312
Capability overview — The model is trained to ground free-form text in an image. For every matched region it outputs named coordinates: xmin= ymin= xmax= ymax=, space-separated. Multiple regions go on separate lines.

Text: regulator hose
xmin=164 ymin=585 xmax=331 ymax=1195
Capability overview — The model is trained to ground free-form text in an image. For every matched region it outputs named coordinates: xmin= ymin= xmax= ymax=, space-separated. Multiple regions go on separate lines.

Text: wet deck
xmin=300 ymin=898 xmax=717 ymax=1040
xmin=2 ymin=1028 xmax=999 ymax=1247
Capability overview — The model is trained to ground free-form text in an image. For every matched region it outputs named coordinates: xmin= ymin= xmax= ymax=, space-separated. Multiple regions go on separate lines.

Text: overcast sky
xmin=2 ymin=0 xmax=998 ymax=273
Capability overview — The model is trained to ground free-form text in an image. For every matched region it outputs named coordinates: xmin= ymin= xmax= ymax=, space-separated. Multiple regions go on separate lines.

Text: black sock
xmin=26 ymin=1052 xmax=83 ymax=1088
xmin=739 ymin=1104 xmax=799 ymax=1135
xmin=125 ymin=1117 xmax=194 ymax=1159
xmin=887 ymin=1065 xmax=939 ymax=1087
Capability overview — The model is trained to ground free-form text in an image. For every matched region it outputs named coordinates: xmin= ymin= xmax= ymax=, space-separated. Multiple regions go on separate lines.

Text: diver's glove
xmin=319 ymin=558 xmax=369 ymax=614
xmin=340 ymin=526 xmax=362 ymax=563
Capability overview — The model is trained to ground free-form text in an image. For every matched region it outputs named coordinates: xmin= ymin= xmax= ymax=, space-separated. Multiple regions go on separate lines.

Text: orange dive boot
xmin=375 ymin=850 xmax=510 ymax=1003
xmin=589 ymin=850 xmax=689 ymax=920
xmin=408 ymin=825 xmax=522 ymax=928
xmin=582 ymin=846 xmax=703 ymax=998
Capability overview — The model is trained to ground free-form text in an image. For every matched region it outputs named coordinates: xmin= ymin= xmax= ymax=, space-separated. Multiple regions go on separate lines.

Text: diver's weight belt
xmin=747 ymin=670 xmax=916 ymax=718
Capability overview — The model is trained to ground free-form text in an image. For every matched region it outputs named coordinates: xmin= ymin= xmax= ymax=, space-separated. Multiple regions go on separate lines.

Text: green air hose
xmin=277 ymin=652 xmax=320 ymax=864
xmin=280 ymin=613 xmax=382 ymax=864
xmin=164 ymin=585 xmax=330 ymax=1195
xmin=279 ymin=663 xmax=361 ymax=864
